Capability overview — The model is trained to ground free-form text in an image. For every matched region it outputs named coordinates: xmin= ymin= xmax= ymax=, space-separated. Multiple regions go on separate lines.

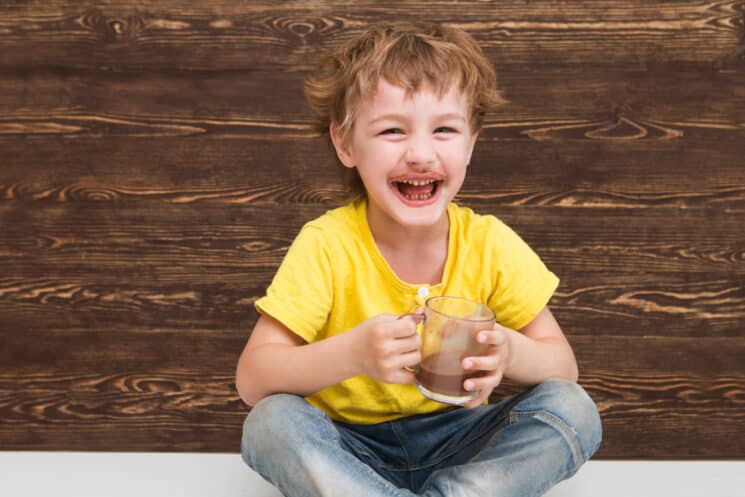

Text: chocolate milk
xmin=417 ymin=351 xmax=484 ymax=397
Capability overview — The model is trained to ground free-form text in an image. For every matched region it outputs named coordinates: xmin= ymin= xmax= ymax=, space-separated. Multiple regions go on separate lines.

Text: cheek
xmin=360 ymin=142 xmax=402 ymax=167
xmin=440 ymin=138 xmax=472 ymax=158
xmin=447 ymin=175 xmax=467 ymax=195
xmin=441 ymin=147 xmax=471 ymax=171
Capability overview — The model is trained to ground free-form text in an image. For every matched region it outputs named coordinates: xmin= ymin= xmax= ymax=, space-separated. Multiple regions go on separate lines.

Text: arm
xmin=235 ymin=313 xmax=421 ymax=406
xmin=504 ymin=305 xmax=578 ymax=384
xmin=461 ymin=305 xmax=578 ymax=408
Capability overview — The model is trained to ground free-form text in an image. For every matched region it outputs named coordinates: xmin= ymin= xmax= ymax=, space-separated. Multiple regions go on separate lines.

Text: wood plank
xmin=1 ymin=67 xmax=744 ymax=124
xmin=0 ymin=1 xmax=742 ymax=71
xmin=2 ymin=271 xmax=742 ymax=337
xmin=0 ymin=273 xmax=742 ymax=338
xmin=2 ymin=67 xmax=744 ymax=211
xmin=0 ymin=333 xmax=742 ymax=456
xmin=5 ymin=331 xmax=738 ymax=381
xmin=0 ymin=328 xmax=243 ymax=375
xmin=1 ymin=203 xmax=743 ymax=276
xmin=2 ymin=131 xmax=745 ymax=210
xmin=549 ymin=274 xmax=745 ymax=337
xmin=0 ymin=203 xmax=743 ymax=337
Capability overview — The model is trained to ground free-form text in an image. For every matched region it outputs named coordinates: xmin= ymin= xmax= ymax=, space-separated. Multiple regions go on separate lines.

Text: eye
xmin=380 ymin=128 xmax=404 ymax=135
xmin=434 ymin=126 xmax=457 ymax=134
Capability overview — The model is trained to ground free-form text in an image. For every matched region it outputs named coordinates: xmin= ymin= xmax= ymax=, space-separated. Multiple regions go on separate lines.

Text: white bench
xmin=1 ymin=453 xmax=743 ymax=496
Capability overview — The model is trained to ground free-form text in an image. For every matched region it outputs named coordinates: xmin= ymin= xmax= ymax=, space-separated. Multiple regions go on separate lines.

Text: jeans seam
xmin=362 ymin=421 xmax=501 ymax=473
xmin=404 ymin=398 xmax=526 ymax=472
xmin=417 ymin=415 xmax=514 ymax=494
xmin=340 ymin=423 xmax=411 ymax=474
xmin=404 ymin=419 xmax=508 ymax=472
xmin=510 ymin=409 xmax=585 ymax=469
xmin=388 ymin=419 xmax=417 ymax=491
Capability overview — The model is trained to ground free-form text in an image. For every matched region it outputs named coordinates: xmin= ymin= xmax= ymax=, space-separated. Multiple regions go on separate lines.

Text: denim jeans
xmin=241 ymin=379 xmax=602 ymax=497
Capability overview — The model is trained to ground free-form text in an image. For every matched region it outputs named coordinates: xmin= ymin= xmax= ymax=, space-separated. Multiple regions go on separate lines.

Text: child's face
xmin=332 ymin=78 xmax=478 ymax=230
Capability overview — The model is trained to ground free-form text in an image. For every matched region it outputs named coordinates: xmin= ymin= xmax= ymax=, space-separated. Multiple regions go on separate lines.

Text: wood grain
xmin=2 ymin=203 xmax=743 ymax=276
xmin=1 ymin=0 xmax=744 ymax=459
xmin=2 ymin=129 xmax=745 ymax=210
xmin=2 ymin=66 xmax=745 ymax=121
xmin=0 ymin=1 xmax=743 ymax=70
xmin=2 ymin=65 xmax=744 ymax=211
xmin=0 ymin=333 xmax=742 ymax=456
xmin=0 ymin=274 xmax=742 ymax=339
xmin=0 ymin=203 xmax=743 ymax=342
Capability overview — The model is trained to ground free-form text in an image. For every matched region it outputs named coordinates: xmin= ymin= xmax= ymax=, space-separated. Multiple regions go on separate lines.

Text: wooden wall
xmin=1 ymin=1 xmax=744 ymax=459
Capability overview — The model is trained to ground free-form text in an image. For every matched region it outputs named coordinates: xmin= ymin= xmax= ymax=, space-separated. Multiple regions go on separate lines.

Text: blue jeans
xmin=241 ymin=379 xmax=602 ymax=497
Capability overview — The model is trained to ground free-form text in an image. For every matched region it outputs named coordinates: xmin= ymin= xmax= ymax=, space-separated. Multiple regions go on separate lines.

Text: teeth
xmin=398 ymin=179 xmax=436 ymax=186
xmin=402 ymin=192 xmax=433 ymax=201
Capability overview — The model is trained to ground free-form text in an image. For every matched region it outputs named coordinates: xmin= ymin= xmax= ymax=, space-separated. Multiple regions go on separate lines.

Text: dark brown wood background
xmin=1 ymin=1 xmax=744 ymax=459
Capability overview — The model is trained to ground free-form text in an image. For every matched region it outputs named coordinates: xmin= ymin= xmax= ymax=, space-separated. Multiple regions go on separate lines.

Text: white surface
xmin=0 ymin=452 xmax=743 ymax=496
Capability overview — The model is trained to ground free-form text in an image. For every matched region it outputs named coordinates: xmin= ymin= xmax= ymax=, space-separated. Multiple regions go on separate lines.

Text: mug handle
xmin=398 ymin=312 xmax=425 ymax=372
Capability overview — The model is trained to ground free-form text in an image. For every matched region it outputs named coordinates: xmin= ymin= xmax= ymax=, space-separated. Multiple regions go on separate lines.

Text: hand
xmin=461 ymin=323 xmax=514 ymax=408
xmin=350 ymin=314 xmax=422 ymax=384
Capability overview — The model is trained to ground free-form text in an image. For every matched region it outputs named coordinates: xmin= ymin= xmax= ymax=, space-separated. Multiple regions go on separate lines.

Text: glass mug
xmin=402 ymin=296 xmax=496 ymax=405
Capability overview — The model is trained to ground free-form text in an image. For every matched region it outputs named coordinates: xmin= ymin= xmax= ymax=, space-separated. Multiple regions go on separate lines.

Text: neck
xmin=366 ymin=203 xmax=449 ymax=252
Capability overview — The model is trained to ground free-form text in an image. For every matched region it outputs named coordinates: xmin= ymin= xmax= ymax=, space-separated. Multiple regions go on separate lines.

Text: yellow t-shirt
xmin=255 ymin=199 xmax=559 ymax=424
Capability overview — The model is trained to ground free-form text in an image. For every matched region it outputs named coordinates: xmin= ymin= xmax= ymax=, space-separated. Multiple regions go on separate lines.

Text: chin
xmin=392 ymin=202 xmax=449 ymax=228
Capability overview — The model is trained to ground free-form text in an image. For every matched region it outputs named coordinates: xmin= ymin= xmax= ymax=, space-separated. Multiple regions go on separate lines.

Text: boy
xmin=236 ymin=22 xmax=601 ymax=497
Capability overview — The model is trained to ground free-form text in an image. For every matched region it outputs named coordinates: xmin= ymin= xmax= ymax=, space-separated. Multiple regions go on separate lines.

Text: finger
xmin=464 ymin=371 xmax=503 ymax=394
xmin=462 ymin=354 xmax=500 ymax=372
xmin=390 ymin=318 xmax=419 ymax=338
xmin=476 ymin=329 xmax=507 ymax=346
xmin=393 ymin=332 xmax=421 ymax=353
xmin=493 ymin=321 xmax=513 ymax=332
xmin=396 ymin=350 xmax=422 ymax=371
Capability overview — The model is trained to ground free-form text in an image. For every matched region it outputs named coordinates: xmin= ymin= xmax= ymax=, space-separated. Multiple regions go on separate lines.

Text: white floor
xmin=0 ymin=452 xmax=743 ymax=497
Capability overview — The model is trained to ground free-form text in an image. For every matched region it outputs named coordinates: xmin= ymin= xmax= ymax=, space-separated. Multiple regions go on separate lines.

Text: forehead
xmin=358 ymin=78 xmax=469 ymax=120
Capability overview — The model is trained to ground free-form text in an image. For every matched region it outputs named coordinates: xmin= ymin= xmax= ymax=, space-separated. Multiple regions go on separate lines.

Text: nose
xmin=405 ymin=133 xmax=437 ymax=169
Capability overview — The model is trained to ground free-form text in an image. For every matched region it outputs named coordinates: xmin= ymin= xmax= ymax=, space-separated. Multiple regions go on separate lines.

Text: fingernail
xmin=464 ymin=381 xmax=473 ymax=390
xmin=463 ymin=359 xmax=472 ymax=369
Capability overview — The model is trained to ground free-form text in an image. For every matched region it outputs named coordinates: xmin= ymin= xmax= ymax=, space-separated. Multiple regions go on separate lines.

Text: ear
xmin=329 ymin=123 xmax=356 ymax=169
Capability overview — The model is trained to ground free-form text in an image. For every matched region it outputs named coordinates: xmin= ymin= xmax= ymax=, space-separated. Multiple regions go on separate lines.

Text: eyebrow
xmin=368 ymin=113 xmax=467 ymax=126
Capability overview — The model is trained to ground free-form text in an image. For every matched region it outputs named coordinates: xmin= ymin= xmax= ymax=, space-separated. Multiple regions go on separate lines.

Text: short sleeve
xmin=487 ymin=220 xmax=559 ymax=331
xmin=255 ymin=224 xmax=333 ymax=343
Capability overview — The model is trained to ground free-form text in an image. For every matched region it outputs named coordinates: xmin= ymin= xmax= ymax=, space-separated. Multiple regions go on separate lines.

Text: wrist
xmin=339 ymin=324 xmax=365 ymax=378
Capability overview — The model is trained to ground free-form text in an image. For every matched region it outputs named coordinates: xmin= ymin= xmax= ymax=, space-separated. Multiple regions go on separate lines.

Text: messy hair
xmin=304 ymin=21 xmax=506 ymax=200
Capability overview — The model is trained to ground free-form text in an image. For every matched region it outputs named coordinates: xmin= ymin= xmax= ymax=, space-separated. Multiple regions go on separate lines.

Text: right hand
xmin=350 ymin=313 xmax=422 ymax=384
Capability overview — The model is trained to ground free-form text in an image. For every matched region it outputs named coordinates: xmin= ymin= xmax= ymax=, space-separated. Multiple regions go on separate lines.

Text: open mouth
xmin=392 ymin=179 xmax=442 ymax=202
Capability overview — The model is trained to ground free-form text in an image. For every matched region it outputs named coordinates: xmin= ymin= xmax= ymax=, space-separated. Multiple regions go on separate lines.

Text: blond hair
xmin=304 ymin=22 xmax=506 ymax=200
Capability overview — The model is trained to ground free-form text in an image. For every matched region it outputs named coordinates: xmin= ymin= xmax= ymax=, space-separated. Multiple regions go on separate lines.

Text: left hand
xmin=460 ymin=323 xmax=513 ymax=409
